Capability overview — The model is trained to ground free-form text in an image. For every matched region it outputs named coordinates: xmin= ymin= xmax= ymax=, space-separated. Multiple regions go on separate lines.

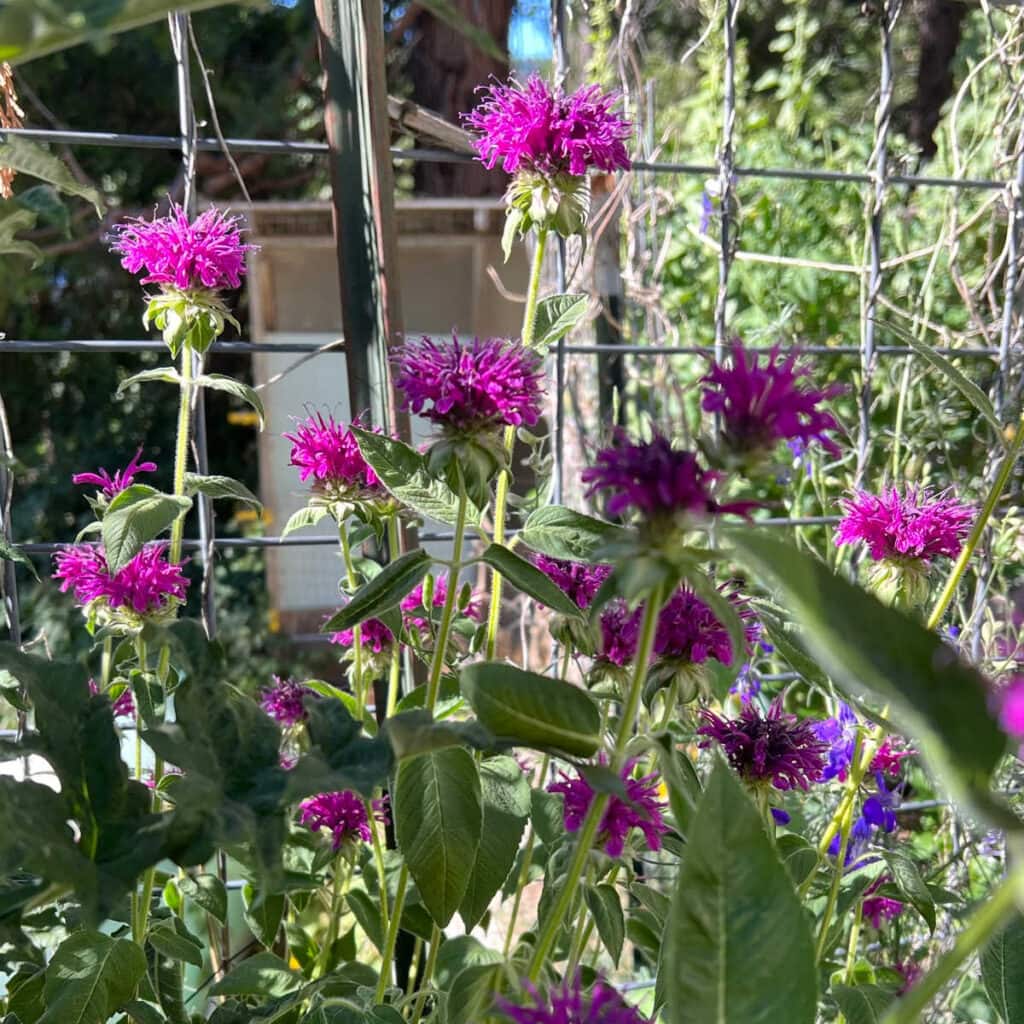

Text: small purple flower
xmin=260 ymin=676 xmax=314 ymax=727
xmin=548 ymin=760 xmax=667 ymax=858
xmin=400 ymin=573 xmax=484 ymax=632
xmin=72 ymin=448 xmax=157 ymax=499
xmin=283 ymin=413 xmax=382 ymax=494
xmin=582 ymin=430 xmax=755 ymax=523
xmin=701 ymin=341 xmax=843 ymax=458
xmin=328 ymin=617 xmax=395 ymax=654
xmin=498 ymin=976 xmax=650 ymax=1024
xmin=53 ymin=543 xmax=188 ymax=616
xmin=828 ymin=773 xmax=899 ymax=863
xmin=392 ymin=334 xmax=545 ymax=434
xmin=813 ymin=702 xmax=859 ymax=782
xmin=730 ymin=664 xmax=762 ymax=705
xmin=862 ymin=877 xmax=903 ymax=929
xmin=835 ymin=487 xmax=974 ymax=564
xmin=770 ymin=807 xmax=791 ymax=826
xmin=534 ymin=555 xmax=612 ymax=610
xmin=654 ymin=583 xmax=757 ymax=667
xmin=110 ymin=201 xmax=253 ymax=292
xmin=298 ymin=791 xmax=389 ymax=850
xmin=463 ymin=75 xmax=632 ymax=178
xmin=697 ymin=697 xmax=828 ymax=791
xmin=599 ymin=600 xmax=642 ymax=667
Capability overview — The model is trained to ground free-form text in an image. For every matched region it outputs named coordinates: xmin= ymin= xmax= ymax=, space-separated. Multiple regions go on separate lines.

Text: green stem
xmin=385 ymin=517 xmax=404 ymax=718
xmin=338 ymin=524 xmax=365 ymax=708
xmin=927 ymin=412 xmax=1024 ymax=631
xmin=815 ymin=796 xmax=855 ymax=962
xmin=525 ymin=584 xmax=664 ymax=983
xmin=101 ymin=637 xmax=113 ymax=690
xmin=844 ymin=899 xmax=864 ymax=982
xmin=316 ymin=853 xmax=351 ymax=979
xmin=374 ymin=863 xmax=409 ymax=1002
xmin=366 ymin=800 xmax=390 ymax=940
xmin=409 ymin=924 xmax=442 ymax=1024
xmin=168 ymin=350 xmax=197 ymax=565
xmin=485 ymin=228 xmax=549 ymax=662
xmin=881 ymin=864 xmax=1024 ymax=1024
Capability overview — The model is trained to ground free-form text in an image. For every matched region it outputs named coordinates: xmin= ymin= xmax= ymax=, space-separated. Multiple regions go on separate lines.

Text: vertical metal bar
xmin=0 ymin=396 xmax=22 ymax=649
xmin=314 ymin=0 xmax=407 ymax=435
xmin=997 ymin=118 xmax=1024 ymax=421
xmin=170 ymin=12 xmax=216 ymax=636
xmin=714 ymin=0 xmax=739 ymax=359
xmin=857 ymin=0 xmax=902 ymax=488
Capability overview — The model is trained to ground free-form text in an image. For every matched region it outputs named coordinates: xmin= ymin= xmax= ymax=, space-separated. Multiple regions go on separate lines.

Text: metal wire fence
xmin=1 ymin=0 xmax=1023 ymax=665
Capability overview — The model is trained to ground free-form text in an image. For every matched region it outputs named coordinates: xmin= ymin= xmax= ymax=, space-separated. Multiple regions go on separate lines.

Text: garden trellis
xmin=3 ymin=0 xmax=1024 ymax=658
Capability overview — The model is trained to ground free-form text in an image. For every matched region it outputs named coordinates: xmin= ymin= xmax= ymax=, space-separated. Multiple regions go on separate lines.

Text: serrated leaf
xmin=0 ymin=133 xmax=103 ymax=214
xmin=585 ymin=883 xmax=625 ymax=966
xmin=481 ymin=543 xmax=585 ymax=619
xmin=321 ymin=548 xmax=432 ymax=633
xmin=350 ymin=429 xmax=483 ymax=526
xmin=982 ymin=914 xmax=1024 ymax=1024
xmin=532 ymin=294 xmax=588 ymax=350
xmin=459 ymin=755 xmax=531 ymax=929
xmin=663 ymin=761 xmax=817 ymax=1024
xmin=520 ymin=505 xmax=627 ymax=561
xmin=195 ymin=374 xmax=264 ymax=428
xmin=116 ymin=367 xmax=183 ymax=397
xmin=282 ymin=505 xmax=330 ymax=537
xmin=101 ymin=484 xmax=192 ymax=572
xmin=460 ymin=661 xmax=601 ymax=757
xmin=183 ymin=473 xmax=261 ymax=508
xmin=395 ymin=748 xmax=483 ymax=927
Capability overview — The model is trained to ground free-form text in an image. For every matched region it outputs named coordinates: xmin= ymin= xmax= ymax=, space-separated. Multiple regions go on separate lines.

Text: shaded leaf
xmin=0 ymin=133 xmax=103 ymax=214
xmin=0 ymin=536 xmax=38 ymax=581
xmin=210 ymin=952 xmax=302 ymax=998
xmin=585 ymin=883 xmax=624 ymax=966
xmin=101 ymin=484 xmax=192 ymax=572
xmin=321 ymin=549 xmax=432 ymax=634
xmin=982 ymin=914 xmax=1024 ymax=1024
xmin=832 ymin=984 xmax=894 ymax=1024
xmin=883 ymin=851 xmax=936 ymax=932
xmin=178 ymin=872 xmax=227 ymax=924
xmin=481 ymin=543 xmax=585 ymax=619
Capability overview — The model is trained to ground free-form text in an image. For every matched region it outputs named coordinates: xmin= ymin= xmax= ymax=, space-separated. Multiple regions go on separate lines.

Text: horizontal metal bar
xmin=563 ymin=343 xmax=1002 ymax=358
xmin=1 ymin=339 xmax=341 ymax=354
xmin=0 ymin=127 xmax=1010 ymax=191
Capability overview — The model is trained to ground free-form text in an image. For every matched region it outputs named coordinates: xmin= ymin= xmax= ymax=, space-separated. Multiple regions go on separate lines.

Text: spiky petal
xmin=534 ymin=555 xmax=612 ymax=610
xmin=498 ymin=976 xmax=650 ymax=1024
xmin=283 ymin=413 xmax=382 ymax=494
xmin=298 ymin=791 xmax=389 ymax=850
xmin=260 ymin=676 xmax=314 ymax=727
xmin=654 ymin=583 xmax=757 ymax=666
xmin=72 ymin=447 xmax=157 ymax=499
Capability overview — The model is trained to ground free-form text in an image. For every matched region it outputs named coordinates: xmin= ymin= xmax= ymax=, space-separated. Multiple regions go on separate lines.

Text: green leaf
xmin=446 ymin=964 xmax=502 ymax=1024
xmin=532 ymin=294 xmax=589 ymax=350
xmin=178 ymin=872 xmax=228 ymax=923
xmin=101 ymin=484 xmax=192 ymax=572
xmin=395 ymin=748 xmax=483 ymax=928
xmin=777 ymin=834 xmax=818 ymax=887
xmin=122 ymin=1001 xmax=168 ymax=1024
xmin=0 ymin=133 xmax=103 ymax=214
xmin=0 ymin=0 xmax=235 ymax=64
xmin=728 ymin=529 xmax=1013 ymax=827
xmin=435 ymin=935 xmax=502 ymax=991
xmin=982 ymin=914 xmax=1024 ymax=1024
xmin=16 ymin=184 xmax=70 ymax=237
xmin=210 ymin=952 xmax=302 ymax=998
xmin=116 ymin=367 xmax=183 ymax=397
xmin=585 ymin=883 xmax=625 ymax=966
xmin=147 ymin=919 xmax=204 ymax=967
xmin=520 ymin=505 xmax=627 ymax=561
xmin=481 ymin=543 xmax=586 ymax=619
xmin=183 ymin=473 xmax=261 ymax=508
xmin=346 ymin=887 xmax=384 ymax=951
xmin=321 ymin=549 xmax=432 ymax=634
xmin=383 ymin=709 xmax=492 ymax=760
xmin=832 ymin=984 xmax=894 ymax=1024
xmin=243 ymin=887 xmax=286 ymax=950
xmin=883 ymin=851 xmax=935 ymax=932
xmin=0 ymin=535 xmax=39 ymax=580
xmin=350 ymin=429 xmax=483 ymax=526
xmin=195 ymin=374 xmax=265 ymax=428
xmin=460 ymin=661 xmax=601 ymax=757
xmin=663 ymin=761 xmax=817 ymax=1024
xmin=281 ymin=505 xmax=330 ymax=537
xmin=651 ymin=733 xmax=702 ymax=837
xmin=38 ymin=931 xmax=147 ymax=1024
xmin=459 ymin=755 xmax=531 ymax=929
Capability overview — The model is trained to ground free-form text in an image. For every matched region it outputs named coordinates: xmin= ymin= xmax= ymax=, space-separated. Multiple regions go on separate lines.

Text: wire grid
xmin=1 ymin=3 xmax=1023 ymax=655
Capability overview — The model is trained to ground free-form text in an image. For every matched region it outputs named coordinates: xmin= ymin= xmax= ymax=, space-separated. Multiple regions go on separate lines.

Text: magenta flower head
xmin=89 ymin=679 xmax=135 ymax=720
xmin=498 ymin=976 xmax=650 ymax=1024
xmin=298 ymin=790 xmax=389 ymax=851
xmin=464 ymin=75 xmax=632 ymax=178
xmin=110 ymin=202 xmax=252 ymax=292
xmin=996 ymin=676 xmax=1024 ymax=742
xmin=393 ymin=333 xmax=545 ymax=435
xmin=534 ymin=555 xmax=612 ymax=611
xmin=53 ymin=543 xmax=188 ymax=626
xmin=598 ymin=600 xmax=642 ymax=669
xmin=700 ymin=341 xmax=844 ymax=464
xmin=73 ymin=447 xmax=156 ymax=501
xmin=400 ymin=573 xmax=483 ymax=634
xmin=548 ymin=760 xmax=667 ymax=858
xmin=260 ymin=676 xmax=315 ymax=727
xmin=862 ymin=878 xmax=903 ymax=929
xmin=835 ymin=486 xmax=974 ymax=608
xmin=582 ymin=430 xmax=754 ymax=529
xmin=697 ymin=697 xmax=828 ymax=791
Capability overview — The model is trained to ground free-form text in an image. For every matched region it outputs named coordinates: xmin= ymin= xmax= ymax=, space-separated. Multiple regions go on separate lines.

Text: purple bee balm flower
xmin=701 ymin=341 xmax=844 ymax=458
xmin=283 ymin=413 xmax=382 ymax=494
xmin=328 ymin=617 xmax=395 ymax=654
xmin=392 ymin=334 xmax=545 ymax=434
xmin=88 ymin=679 xmax=135 ymax=719
xmin=260 ymin=676 xmax=314 ymax=727
xmin=400 ymin=573 xmax=484 ymax=632
xmin=582 ymin=430 xmax=756 ymax=523
xmin=53 ymin=543 xmax=188 ymax=616
xmin=862 ymin=877 xmax=903 ymax=929
xmin=835 ymin=487 xmax=974 ymax=563
xmin=72 ymin=447 xmax=157 ymax=499
xmin=547 ymin=760 xmax=667 ymax=858
xmin=599 ymin=599 xmax=642 ymax=667
xmin=534 ymin=555 xmax=612 ymax=610
xmin=111 ymin=202 xmax=253 ymax=292
xmin=110 ymin=202 xmax=253 ymax=292
xmin=654 ymin=583 xmax=758 ymax=666
xmin=498 ymin=976 xmax=650 ymax=1024
xmin=298 ymin=790 xmax=389 ymax=850
xmin=697 ymin=697 xmax=828 ymax=791
xmin=871 ymin=736 xmax=915 ymax=776
xmin=813 ymin=701 xmax=859 ymax=782
xmin=463 ymin=74 xmax=632 ymax=178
